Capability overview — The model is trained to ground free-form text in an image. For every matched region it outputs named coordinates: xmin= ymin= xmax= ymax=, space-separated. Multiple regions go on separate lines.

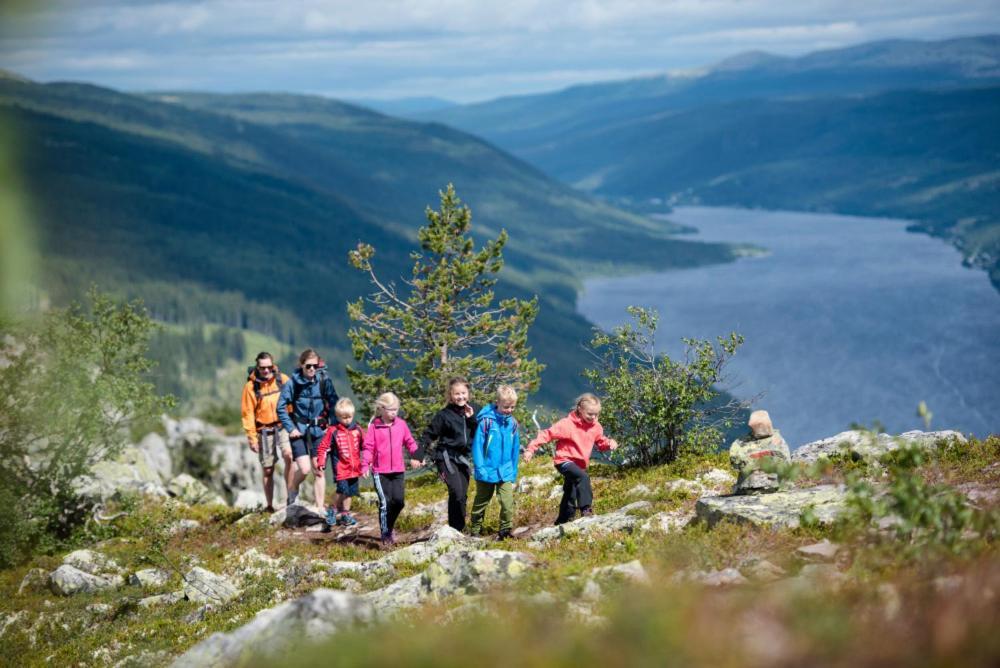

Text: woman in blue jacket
xmin=277 ymin=348 xmax=338 ymax=506
xmin=469 ymin=385 xmax=520 ymax=540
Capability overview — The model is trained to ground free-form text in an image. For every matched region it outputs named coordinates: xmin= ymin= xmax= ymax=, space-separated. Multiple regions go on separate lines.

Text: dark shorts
xmin=290 ymin=437 xmax=310 ymax=459
xmin=336 ymin=478 xmax=360 ymax=496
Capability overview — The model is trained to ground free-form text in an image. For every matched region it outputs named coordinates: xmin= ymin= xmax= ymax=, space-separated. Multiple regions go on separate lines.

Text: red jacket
xmin=317 ymin=422 xmax=365 ymax=480
xmin=526 ymin=411 xmax=612 ymax=470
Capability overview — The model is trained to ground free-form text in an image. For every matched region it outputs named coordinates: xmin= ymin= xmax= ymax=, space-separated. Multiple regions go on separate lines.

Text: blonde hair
xmin=496 ymin=385 xmax=518 ymax=403
xmin=335 ymin=398 xmax=356 ymax=417
xmin=748 ymin=410 xmax=774 ymax=438
xmin=374 ymin=392 xmax=400 ymax=413
xmin=574 ymin=393 xmax=601 ymax=412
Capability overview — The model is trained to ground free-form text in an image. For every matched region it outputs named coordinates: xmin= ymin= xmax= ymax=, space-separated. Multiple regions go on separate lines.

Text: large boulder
xmin=167 ymin=474 xmax=228 ymax=506
xmin=210 ymin=436 xmax=289 ymax=504
xmin=381 ymin=526 xmax=478 ymax=567
xmin=49 ymin=565 xmax=124 ymax=596
xmin=172 ymin=589 xmax=374 ymax=668
xmin=793 ymin=430 xmax=966 ymax=465
xmin=63 ymin=549 xmax=122 ymax=576
xmin=233 ymin=490 xmax=267 ymax=511
xmin=695 ymin=484 xmax=848 ymax=529
xmin=74 ymin=446 xmax=168 ymax=503
xmin=136 ymin=432 xmax=173 ymax=482
xmin=182 ymin=567 xmax=240 ymax=604
xmin=269 ymin=504 xmax=325 ymax=528
xmin=530 ymin=508 xmax=642 ymax=545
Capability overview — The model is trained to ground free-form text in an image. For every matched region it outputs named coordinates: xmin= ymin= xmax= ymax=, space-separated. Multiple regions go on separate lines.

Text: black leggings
xmin=373 ymin=472 xmax=405 ymax=536
xmin=556 ymin=461 xmax=592 ymax=524
xmin=436 ymin=458 xmax=470 ymax=531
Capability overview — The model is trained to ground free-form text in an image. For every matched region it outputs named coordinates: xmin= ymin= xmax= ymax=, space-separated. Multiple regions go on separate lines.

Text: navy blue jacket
xmin=277 ymin=368 xmax=339 ymax=440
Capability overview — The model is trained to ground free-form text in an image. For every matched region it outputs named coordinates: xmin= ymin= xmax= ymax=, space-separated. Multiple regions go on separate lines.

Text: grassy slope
xmin=0 ymin=78 xmax=739 ymax=407
xmin=1 ymin=436 xmax=997 ymax=666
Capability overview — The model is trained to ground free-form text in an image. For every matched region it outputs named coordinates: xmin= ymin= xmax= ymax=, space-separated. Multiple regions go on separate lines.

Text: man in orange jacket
xmin=241 ymin=351 xmax=294 ymax=512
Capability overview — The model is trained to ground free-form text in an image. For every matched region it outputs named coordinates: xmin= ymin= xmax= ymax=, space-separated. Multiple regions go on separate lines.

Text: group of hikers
xmin=240 ymin=349 xmax=618 ymax=546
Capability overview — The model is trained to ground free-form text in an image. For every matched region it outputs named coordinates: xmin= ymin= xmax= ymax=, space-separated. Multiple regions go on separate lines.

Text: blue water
xmin=578 ymin=206 xmax=1000 ymax=447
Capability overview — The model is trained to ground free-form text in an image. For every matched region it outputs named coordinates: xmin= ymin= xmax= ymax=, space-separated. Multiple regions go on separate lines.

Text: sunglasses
xmin=304 ymin=363 xmax=319 ymax=370
xmin=257 ymin=366 xmax=274 ymax=374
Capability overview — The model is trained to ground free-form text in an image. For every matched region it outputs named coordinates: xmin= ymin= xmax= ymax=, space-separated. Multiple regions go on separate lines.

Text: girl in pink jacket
xmin=525 ymin=393 xmax=618 ymax=525
xmin=362 ymin=392 xmax=424 ymax=545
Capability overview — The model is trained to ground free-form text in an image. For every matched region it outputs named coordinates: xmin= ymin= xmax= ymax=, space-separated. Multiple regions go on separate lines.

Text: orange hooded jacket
xmin=526 ymin=410 xmax=613 ymax=470
xmin=240 ymin=372 xmax=291 ymax=446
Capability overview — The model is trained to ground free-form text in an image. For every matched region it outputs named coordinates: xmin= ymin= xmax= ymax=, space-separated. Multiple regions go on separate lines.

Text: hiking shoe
xmin=321 ymin=522 xmax=333 ymax=534
xmin=263 ymin=506 xmax=275 ymax=514
xmin=580 ymin=507 xmax=594 ymax=517
xmin=340 ymin=513 xmax=358 ymax=527
xmin=381 ymin=532 xmax=394 ymax=548
xmin=496 ymin=529 xmax=512 ymax=541
xmin=325 ymin=508 xmax=337 ymax=526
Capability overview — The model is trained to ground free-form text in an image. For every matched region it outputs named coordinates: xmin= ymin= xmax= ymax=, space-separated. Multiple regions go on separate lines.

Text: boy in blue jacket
xmin=469 ymin=385 xmax=520 ymax=540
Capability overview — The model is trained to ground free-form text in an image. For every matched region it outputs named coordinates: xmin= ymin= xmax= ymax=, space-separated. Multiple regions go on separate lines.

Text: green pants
xmin=469 ymin=480 xmax=514 ymax=533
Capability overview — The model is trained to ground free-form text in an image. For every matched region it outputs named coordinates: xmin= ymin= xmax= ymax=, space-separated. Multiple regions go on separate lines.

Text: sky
xmin=1 ymin=0 xmax=999 ymax=103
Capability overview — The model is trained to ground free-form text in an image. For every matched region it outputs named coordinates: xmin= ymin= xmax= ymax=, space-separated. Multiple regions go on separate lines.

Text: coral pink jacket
xmin=526 ymin=411 xmax=612 ymax=469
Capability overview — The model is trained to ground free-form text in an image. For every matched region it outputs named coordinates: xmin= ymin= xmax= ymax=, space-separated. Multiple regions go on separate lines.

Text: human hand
xmin=289 ymin=429 xmax=302 ymax=439
xmin=608 ymin=439 xmax=619 ymax=451
xmin=311 ymin=456 xmax=320 ymax=473
xmin=409 ymin=459 xmax=424 ymax=470
xmin=523 ymin=450 xmax=533 ymax=462
xmin=248 ymin=438 xmax=259 ymax=453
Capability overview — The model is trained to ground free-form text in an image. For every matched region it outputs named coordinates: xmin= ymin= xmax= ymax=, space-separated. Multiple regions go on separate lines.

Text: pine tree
xmin=347 ymin=185 xmax=543 ymax=429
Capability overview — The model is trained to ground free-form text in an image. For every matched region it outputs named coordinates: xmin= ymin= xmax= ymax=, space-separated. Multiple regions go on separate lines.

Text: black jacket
xmin=420 ymin=403 xmax=478 ymax=459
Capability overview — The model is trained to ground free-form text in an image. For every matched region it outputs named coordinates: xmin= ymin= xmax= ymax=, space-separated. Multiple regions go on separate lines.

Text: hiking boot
xmin=321 ymin=522 xmax=333 ymax=534
xmin=263 ymin=506 xmax=275 ymax=514
xmin=380 ymin=532 xmax=394 ymax=548
xmin=580 ymin=507 xmax=594 ymax=517
xmin=496 ymin=528 xmax=512 ymax=541
xmin=339 ymin=513 xmax=358 ymax=527
xmin=325 ymin=507 xmax=337 ymax=526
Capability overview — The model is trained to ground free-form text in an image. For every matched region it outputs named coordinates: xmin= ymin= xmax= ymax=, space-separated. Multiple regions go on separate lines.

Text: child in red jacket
xmin=316 ymin=398 xmax=365 ymax=530
xmin=524 ymin=393 xmax=618 ymax=525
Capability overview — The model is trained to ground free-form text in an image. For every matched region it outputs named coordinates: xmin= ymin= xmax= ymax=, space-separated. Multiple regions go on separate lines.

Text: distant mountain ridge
xmin=416 ymin=35 xmax=1000 ymax=289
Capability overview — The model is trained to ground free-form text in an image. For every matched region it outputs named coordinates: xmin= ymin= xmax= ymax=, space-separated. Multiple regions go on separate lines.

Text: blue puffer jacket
xmin=471 ymin=404 xmax=520 ymax=483
xmin=277 ymin=368 xmax=339 ymax=440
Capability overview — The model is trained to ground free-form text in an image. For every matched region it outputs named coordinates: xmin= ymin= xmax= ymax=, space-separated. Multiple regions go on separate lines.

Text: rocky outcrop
xmin=381 ymin=526 xmax=478 ymax=566
xmin=793 ymin=430 xmax=966 ymax=464
xmin=49 ymin=565 xmax=125 ymax=596
xmin=74 ymin=446 xmax=168 ymax=503
xmin=182 ymin=567 xmax=239 ymax=604
xmin=172 ymin=589 xmax=374 ymax=668
xmin=530 ymin=505 xmax=647 ymax=545
xmin=639 ymin=510 xmax=695 ymax=535
xmin=695 ymin=484 xmax=848 ymax=528
xmin=233 ymin=490 xmax=267 ymax=511
xmin=167 ymin=474 xmax=228 ymax=506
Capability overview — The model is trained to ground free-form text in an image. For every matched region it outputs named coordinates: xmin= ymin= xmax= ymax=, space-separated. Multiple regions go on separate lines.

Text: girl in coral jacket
xmin=524 ymin=393 xmax=618 ymax=525
xmin=362 ymin=392 xmax=424 ymax=546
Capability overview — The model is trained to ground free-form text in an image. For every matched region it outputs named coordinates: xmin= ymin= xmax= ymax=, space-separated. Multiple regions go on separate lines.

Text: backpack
xmin=247 ymin=364 xmax=285 ymax=402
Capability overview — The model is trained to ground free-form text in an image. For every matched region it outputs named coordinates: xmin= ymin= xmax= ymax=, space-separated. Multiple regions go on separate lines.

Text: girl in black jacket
xmin=420 ymin=378 xmax=478 ymax=531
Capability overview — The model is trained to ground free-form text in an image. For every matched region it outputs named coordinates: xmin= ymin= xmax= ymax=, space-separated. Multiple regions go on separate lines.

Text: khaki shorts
xmin=257 ymin=428 xmax=291 ymax=469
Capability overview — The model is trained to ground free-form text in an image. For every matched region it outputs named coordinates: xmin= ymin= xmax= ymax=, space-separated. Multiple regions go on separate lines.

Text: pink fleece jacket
xmin=362 ymin=416 xmax=420 ymax=474
xmin=526 ymin=411 xmax=612 ymax=470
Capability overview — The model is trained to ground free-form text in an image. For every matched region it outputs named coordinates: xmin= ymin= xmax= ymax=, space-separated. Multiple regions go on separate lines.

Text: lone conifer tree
xmin=347 ymin=185 xmax=543 ymax=429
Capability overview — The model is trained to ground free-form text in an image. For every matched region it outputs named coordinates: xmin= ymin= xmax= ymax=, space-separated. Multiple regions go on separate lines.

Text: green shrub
xmin=582 ymin=306 xmax=744 ymax=466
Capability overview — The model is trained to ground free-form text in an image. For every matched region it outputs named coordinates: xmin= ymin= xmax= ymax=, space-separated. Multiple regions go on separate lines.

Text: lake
xmin=578 ymin=206 xmax=1000 ymax=447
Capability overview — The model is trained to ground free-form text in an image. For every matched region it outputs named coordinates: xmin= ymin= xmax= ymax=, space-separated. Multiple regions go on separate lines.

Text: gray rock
xmin=957 ymin=482 xmax=1000 ymax=507
xmin=129 ymin=568 xmax=171 ymax=588
xmin=530 ymin=511 xmax=640 ymax=544
xmin=137 ymin=432 xmax=173 ymax=482
xmin=697 ymin=468 xmax=736 ymax=489
xmin=410 ymin=500 xmax=448 ymax=525
xmin=695 ymin=484 xmax=848 ymax=529
xmin=138 ymin=591 xmax=185 ymax=609
xmin=49 ymin=565 xmax=124 ymax=596
xmin=63 ymin=549 xmax=121 ymax=576
xmin=590 ymin=560 xmax=650 ymax=584
xmin=796 ymin=540 xmax=841 ymax=562
xmin=626 ymin=483 xmax=653 ymax=498
xmin=211 ymin=436 xmax=288 ymax=505
xmin=664 ymin=478 xmax=706 ymax=496
xmin=269 ymin=504 xmax=325 ymax=528
xmin=233 ymin=489 xmax=267 ymax=511
xmin=639 ymin=510 xmax=694 ymax=535
xmin=231 ymin=548 xmax=282 ymax=581
xmin=734 ymin=469 xmax=782 ymax=495
xmin=515 ymin=474 xmax=559 ymax=494
xmin=793 ymin=430 xmax=966 ymax=464
xmin=359 ymin=491 xmax=379 ymax=505
xmin=73 ymin=447 xmax=168 ymax=503
xmin=617 ymin=500 xmax=653 ymax=514
xmin=166 ymin=519 xmax=201 ymax=535
xmin=18 ymin=568 xmax=48 ymax=595
xmin=182 ymin=567 xmax=239 ymax=604
xmin=381 ymin=525 xmax=477 ymax=566
xmin=184 ymin=604 xmax=215 ymax=624
xmin=324 ymin=561 xmax=394 ymax=581
xmin=741 ymin=559 xmax=786 ymax=583
xmin=673 ymin=568 xmax=748 ymax=587
xmin=580 ymin=579 xmax=603 ymax=602
xmin=173 ymin=589 xmax=374 ymax=668
xmin=86 ymin=603 xmax=113 ymax=615
xmin=566 ymin=601 xmax=607 ymax=627
xmin=167 ymin=474 xmax=228 ymax=506
xmin=362 ymin=574 xmax=426 ymax=617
